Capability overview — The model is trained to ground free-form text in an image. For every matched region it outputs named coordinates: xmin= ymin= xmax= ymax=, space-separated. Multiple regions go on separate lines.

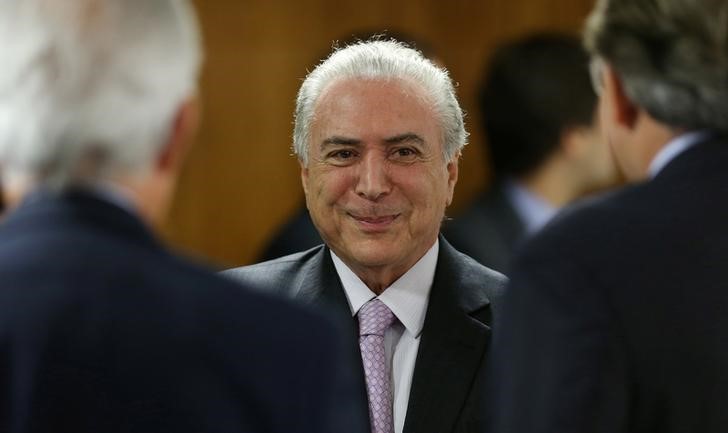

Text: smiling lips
xmin=349 ymin=213 xmax=399 ymax=231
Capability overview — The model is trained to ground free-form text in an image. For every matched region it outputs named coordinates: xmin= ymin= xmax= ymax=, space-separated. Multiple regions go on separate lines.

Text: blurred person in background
xmin=444 ymin=33 xmax=619 ymax=273
xmin=0 ymin=1 xmax=364 ymax=432
xmin=226 ymin=39 xmax=506 ymax=433
xmin=488 ymin=0 xmax=728 ymax=432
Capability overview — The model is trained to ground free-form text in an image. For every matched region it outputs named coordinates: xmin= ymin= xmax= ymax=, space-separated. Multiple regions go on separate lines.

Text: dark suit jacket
xmin=443 ymin=185 xmax=525 ymax=273
xmin=0 ymin=189 xmax=359 ymax=433
xmin=488 ymin=135 xmax=728 ymax=433
xmin=225 ymin=237 xmax=507 ymax=433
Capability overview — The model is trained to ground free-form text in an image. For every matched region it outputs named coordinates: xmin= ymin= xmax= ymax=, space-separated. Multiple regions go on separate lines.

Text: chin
xmin=340 ymin=240 xmax=401 ymax=268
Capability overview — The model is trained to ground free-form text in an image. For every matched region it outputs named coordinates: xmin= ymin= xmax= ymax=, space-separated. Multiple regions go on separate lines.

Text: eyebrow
xmin=320 ymin=136 xmax=361 ymax=153
xmin=384 ymin=133 xmax=425 ymax=146
xmin=319 ymin=132 xmax=426 ymax=152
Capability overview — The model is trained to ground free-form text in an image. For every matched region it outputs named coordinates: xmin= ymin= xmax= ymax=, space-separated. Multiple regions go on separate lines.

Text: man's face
xmin=301 ymin=78 xmax=458 ymax=279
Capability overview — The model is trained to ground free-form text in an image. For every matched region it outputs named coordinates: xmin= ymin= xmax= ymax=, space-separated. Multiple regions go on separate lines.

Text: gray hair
xmin=293 ymin=39 xmax=467 ymax=166
xmin=0 ymin=0 xmax=202 ymax=188
xmin=584 ymin=0 xmax=728 ymax=131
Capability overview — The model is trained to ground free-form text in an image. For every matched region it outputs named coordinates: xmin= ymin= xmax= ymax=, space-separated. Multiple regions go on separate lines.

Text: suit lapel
xmin=295 ymin=247 xmax=357 ymax=334
xmin=294 ymin=247 xmax=370 ymax=411
xmin=403 ymin=240 xmax=493 ymax=433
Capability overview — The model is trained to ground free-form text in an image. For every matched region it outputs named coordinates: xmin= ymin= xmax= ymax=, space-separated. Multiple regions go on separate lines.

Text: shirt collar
xmin=503 ymin=179 xmax=557 ymax=234
xmin=648 ymin=130 xmax=713 ymax=178
xmin=330 ymin=239 xmax=438 ymax=337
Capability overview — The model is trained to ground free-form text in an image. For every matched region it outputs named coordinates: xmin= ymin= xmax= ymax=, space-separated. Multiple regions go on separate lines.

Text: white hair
xmin=585 ymin=0 xmax=728 ymax=132
xmin=0 ymin=0 xmax=202 ymax=188
xmin=293 ymin=39 xmax=468 ymax=166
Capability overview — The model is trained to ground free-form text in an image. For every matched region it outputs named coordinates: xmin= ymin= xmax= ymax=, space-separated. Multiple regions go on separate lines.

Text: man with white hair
xmin=0 ymin=1 xmax=363 ymax=432
xmin=487 ymin=0 xmax=728 ymax=432
xmin=225 ymin=40 xmax=507 ymax=433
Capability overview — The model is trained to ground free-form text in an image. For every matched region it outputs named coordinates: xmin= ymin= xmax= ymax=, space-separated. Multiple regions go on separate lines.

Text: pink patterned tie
xmin=358 ymin=298 xmax=397 ymax=433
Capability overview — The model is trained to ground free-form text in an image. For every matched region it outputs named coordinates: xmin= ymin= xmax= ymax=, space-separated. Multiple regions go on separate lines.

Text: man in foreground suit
xmin=0 ymin=1 xmax=364 ymax=432
xmin=488 ymin=0 xmax=728 ymax=432
xmin=225 ymin=40 xmax=507 ymax=433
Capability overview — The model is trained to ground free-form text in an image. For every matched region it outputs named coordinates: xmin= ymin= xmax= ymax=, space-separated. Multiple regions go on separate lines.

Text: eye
xmin=325 ymin=149 xmax=359 ymax=165
xmin=332 ymin=150 xmax=355 ymax=159
xmin=390 ymin=147 xmax=420 ymax=162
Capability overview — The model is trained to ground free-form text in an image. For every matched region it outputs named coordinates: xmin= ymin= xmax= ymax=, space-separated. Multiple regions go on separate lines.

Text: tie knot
xmin=358 ymin=298 xmax=397 ymax=337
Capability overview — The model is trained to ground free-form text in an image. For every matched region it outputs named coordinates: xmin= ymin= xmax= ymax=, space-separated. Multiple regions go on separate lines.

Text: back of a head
xmin=481 ymin=33 xmax=597 ymax=179
xmin=585 ymin=0 xmax=728 ymax=132
xmin=0 ymin=0 xmax=201 ymax=191
xmin=293 ymin=38 xmax=468 ymax=166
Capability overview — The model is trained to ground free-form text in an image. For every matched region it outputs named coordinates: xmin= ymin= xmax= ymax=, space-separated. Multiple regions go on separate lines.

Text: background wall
xmin=163 ymin=0 xmax=595 ymax=267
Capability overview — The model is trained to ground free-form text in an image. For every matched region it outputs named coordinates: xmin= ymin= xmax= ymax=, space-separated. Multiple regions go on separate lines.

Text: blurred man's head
xmin=0 ymin=0 xmax=202 ymax=222
xmin=294 ymin=40 xmax=465 ymax=292
xmin=585 ymin=0 xmax=728 ymax=179
xmin=481 ymin=33 xmax=617 ymax=199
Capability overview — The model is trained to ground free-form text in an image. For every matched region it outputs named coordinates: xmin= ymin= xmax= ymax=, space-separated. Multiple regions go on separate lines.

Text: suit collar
xmin=653 ymin=133 xmax=728 ymax=182
xmin=4 ymin=187 xmax=160 ymax=250
xmin=649 ymin=130 xmax=714 ymax=178
xmin=294 ymin=245 xmax=350 ymax=312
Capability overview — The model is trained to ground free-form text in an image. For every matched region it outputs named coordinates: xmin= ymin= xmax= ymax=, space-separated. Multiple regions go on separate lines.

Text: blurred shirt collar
xmin=504 ymin=179 xmax=557 ymax=234
xmin=649 ymin=130 xmax=714 ymax=178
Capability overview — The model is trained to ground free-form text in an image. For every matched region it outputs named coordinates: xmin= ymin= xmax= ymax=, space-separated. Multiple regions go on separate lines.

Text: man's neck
xmin=516 ymin=159 xmax=579 ymax=208
xmin=332 ymin=240 xmax=439 ymax=295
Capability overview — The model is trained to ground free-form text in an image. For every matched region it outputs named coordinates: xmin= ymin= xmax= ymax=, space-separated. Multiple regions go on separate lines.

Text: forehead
xmin=311 ymin=77 xmax=441 ymax=143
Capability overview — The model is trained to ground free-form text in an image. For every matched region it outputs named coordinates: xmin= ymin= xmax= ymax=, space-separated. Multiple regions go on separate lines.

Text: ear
xmin=603 ymin=64 xmax=639 ymax=131
xmin=156 ymin=96 xmax=201 ymax=173
xmin=299 ymin=158 xmax=309 ymax=197
xmin=445 ymin=152 xmax=460 ymax=206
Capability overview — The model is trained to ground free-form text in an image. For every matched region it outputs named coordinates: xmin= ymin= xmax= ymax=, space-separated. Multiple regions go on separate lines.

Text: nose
xmin=355 ymin=151 xmax=391 ymax=201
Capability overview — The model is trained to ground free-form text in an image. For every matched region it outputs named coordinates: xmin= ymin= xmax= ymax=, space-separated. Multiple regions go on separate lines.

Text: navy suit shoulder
xmin=490 ymin=136 xmax=728 ymax=433
xmin=0 ymin=191 xmax=346 ymax=433
xmin=223 ymin=245 xmax=324 ymax=297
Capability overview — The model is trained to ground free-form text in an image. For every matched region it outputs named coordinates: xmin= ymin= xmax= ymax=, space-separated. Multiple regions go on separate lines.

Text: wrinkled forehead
xmin=313 ymin=76 xmax=438 ymax=122
xmin=308 ymin=77 xmax=446 ymax=158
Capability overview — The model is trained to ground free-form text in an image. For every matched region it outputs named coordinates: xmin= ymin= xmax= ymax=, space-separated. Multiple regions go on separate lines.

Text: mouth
xmin=348 ymin=213 xmax=400 ymax=231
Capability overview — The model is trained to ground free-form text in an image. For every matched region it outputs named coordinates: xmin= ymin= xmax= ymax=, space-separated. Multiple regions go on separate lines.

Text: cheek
xmin=307 ymin=170 xmax=352 ymax=205
xmin=398 ymin=170 xmax=450 ymax=210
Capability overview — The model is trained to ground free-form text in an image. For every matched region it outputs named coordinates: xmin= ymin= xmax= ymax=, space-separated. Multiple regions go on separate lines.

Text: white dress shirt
xmin=331 ymin=240 xmax=438 ymax=433
xmin=648 ymin=130 xmax=713 ymax=178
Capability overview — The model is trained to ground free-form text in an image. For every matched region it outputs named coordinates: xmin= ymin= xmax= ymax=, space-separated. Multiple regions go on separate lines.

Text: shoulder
xmin=221 ymin=245 xmax=326 ymax=296
xmin=162 ymin=251 xmax=340 ymax=351
xmin=516 ymin=184 xmax=650 ymax=266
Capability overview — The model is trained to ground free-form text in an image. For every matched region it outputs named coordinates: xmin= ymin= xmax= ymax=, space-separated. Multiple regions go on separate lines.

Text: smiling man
xmin=225 ymin=40 xmax=506 ymax=433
